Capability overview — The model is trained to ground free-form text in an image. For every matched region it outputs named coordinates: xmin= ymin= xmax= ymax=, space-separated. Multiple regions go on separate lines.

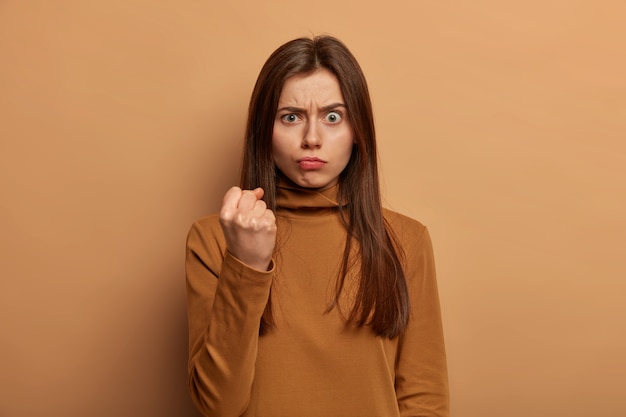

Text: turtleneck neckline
xmin=275 ymin=178 xmax=341 ymax=211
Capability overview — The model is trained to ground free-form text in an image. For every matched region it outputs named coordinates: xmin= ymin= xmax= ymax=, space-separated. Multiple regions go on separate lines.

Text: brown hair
xmin=241 ymin=35 xmax=409 ymax=338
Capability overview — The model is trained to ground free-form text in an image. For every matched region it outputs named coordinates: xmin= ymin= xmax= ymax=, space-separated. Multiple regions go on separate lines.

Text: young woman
xmin=186 ymin=35 xmax=449 ymax=417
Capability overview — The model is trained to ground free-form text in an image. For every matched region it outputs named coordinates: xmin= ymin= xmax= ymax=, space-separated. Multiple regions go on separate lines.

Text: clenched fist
xmin=219 ymin=186 xmax=277 ymax=271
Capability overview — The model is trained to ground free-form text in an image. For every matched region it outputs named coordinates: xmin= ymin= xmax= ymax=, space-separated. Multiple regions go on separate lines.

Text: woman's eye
xmin=281 ymin=114 xmax=299 ymax=123
xmin=324 ymin=111 xmax=342 ymax=123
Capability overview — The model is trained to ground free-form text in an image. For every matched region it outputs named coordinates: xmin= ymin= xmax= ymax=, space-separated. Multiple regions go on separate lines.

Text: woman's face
xmin=272 ymin=69 xmax=354 ymax=191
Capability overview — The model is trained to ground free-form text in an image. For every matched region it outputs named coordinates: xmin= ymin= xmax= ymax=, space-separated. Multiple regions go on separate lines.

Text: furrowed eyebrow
xmin=276 ymin=106 xmax=304 ymax=113
xmin=276 ymin=103 xmax=347 ymax=113
xmin=321 ymin=103 xmax=347 ymax=112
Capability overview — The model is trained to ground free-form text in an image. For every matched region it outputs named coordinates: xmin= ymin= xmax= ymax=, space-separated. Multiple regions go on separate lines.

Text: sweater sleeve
xmin=395 ymin=226 xmax=450 ymax=417
xmin=185 ymin=217 xmax=273 ymax=417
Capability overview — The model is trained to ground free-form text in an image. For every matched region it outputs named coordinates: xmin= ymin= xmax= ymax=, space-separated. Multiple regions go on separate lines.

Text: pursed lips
xmin=297 ymin=156 xmax=326 ymax=170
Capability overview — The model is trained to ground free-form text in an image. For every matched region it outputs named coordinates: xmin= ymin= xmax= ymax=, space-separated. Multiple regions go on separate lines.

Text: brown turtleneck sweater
xmin=185 ymin=183 xmax=449 ymax=417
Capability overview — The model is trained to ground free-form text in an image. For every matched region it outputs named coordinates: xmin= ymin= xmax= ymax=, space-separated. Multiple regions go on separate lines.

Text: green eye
xmin=325 ymin=111 xmax=342 ymax=123
xmin=282 ymin=114 xmax=299 ymax=123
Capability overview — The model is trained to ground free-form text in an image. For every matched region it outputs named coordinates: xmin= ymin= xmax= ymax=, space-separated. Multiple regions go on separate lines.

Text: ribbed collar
xmin=275 ymin=178 xmax=341 ymax=211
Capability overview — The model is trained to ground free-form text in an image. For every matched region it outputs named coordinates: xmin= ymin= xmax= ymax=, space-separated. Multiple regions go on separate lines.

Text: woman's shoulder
xmin=187 ymin=214 xmax=225 ymax=249
xmin=382 ymin=208 xmax=429 ymax=247
xmin=191 ymin=213 xmax=221 ymax=229
xmin=383 ymin=208 xmax=427 ymax=232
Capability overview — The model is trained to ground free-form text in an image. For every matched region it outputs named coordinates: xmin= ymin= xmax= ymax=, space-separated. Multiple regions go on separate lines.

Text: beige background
xmin=1 ymin=1 xmax=625 ymax=416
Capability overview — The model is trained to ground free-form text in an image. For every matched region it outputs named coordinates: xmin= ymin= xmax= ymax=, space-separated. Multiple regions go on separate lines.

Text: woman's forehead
xmin=278 ymin=69 xmax=344 ymax=107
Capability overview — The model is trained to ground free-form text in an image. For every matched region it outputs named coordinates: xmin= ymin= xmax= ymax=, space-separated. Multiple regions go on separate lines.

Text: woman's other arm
xmin=395 ymin=224 xmax=450 ymax=417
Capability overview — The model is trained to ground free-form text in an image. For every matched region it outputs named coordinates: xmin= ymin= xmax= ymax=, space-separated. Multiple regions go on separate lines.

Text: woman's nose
xmin=302 ymin=121 xmax=322 ymax=148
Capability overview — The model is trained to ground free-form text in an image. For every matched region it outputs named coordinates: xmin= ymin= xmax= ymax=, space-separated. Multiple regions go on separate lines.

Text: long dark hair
xmin=241 ymin=35 xmax=409 ymax=339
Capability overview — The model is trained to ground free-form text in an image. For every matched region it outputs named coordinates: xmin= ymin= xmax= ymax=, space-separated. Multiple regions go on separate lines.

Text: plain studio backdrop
xmin=1 ymin=1 xmax=624 ymax=416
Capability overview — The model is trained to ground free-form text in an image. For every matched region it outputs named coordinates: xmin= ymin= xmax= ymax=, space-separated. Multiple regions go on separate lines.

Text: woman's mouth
xmin=298 ymin=157 xmax=326 ymax=170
